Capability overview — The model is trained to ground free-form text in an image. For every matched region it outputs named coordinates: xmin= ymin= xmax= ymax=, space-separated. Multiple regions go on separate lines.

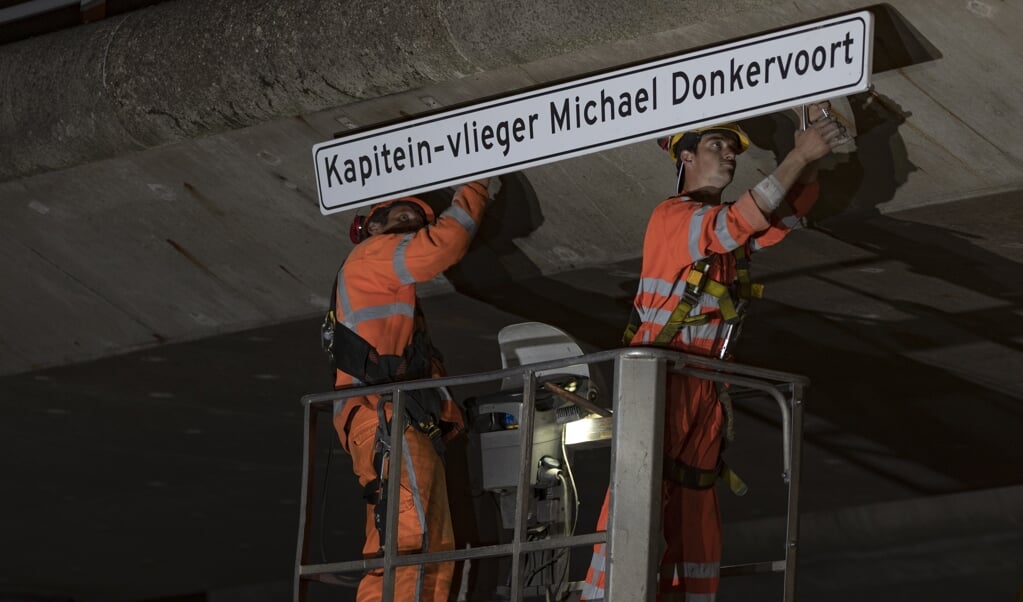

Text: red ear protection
xmin=349 ymin=214 xmax=367 ymax=244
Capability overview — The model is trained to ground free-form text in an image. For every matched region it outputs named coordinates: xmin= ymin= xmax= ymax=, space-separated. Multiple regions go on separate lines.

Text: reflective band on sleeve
xmin=442 ymin=204 xmax=478 ymax=237
xmin=393 ymin=232 xmax=416 ymax=285
xmin=780 ymin=213 xmax=802 ymax=229
xmin=712 ymin=208 xmax=738 ymax=251
xmin=752 ymin=174 xmax=785 ymax=213
xmin=336 ymin=268 xmax=355 ymax=325
xmin=687 ymin=205 xmax=711 ymax=263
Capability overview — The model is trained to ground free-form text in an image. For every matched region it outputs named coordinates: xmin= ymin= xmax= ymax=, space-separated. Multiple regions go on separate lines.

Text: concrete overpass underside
xmin=1 ymin=0 xmax=1021 ymax=600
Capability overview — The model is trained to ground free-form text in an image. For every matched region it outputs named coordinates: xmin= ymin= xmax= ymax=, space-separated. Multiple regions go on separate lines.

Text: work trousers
xmin=581 ymin=374 xmax=723 ymax=601
xmin=338 ymin=403 xmax=456 ymax=602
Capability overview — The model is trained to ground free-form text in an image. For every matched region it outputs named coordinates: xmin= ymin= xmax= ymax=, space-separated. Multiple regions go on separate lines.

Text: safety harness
xmin=623 ymin=246 xmax=763 ymax=346
xmin=622 ymin=246 xmax=763 ymax=497
xmin=321 ymin=274 xmax=449 ymax=551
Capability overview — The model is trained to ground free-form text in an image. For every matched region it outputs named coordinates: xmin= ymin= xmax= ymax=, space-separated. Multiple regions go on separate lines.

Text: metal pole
xmin=606 ymin=354 xmax=665 ymax=601
xmin=510 ymin=370 xmax=538 ymax=602
xmin=382 ymin=387 xmax=406 ymax=601
xmin=293 ymin=398 xmax=318 ymax=602
xmin=782 ymin=382 xmax=806 ymax=602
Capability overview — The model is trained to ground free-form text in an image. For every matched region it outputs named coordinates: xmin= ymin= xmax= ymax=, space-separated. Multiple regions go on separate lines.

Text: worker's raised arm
xmin=399 ymin=179 xmax=493 ymax=282
xmin=750 ymin=107 xmax=842 ymax=217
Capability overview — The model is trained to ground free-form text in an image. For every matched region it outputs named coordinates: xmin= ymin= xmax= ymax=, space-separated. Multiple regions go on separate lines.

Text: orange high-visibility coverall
xmin=332 ymin=181 xmax=489 ymax=602
xmin=582 ymin=182 xmax=819 ymax=601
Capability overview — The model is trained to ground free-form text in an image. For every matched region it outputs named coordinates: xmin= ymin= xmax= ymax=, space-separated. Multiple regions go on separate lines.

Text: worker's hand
xmin=792 ymin=116 xmax=843 ymax=164
xmin=805 ymin=101 xmax=832 ymax=125
xmin=472 ymin=177 xmax=502 ymax=199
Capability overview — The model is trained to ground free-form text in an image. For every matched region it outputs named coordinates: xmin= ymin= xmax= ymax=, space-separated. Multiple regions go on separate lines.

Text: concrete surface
xmin=0 ymin=0 xmax=1022 ymax=600
xmin=1 ymin=0 xmax=1022 ymax=376
xmin=3 ymin=192 xmax=1022 ymax=600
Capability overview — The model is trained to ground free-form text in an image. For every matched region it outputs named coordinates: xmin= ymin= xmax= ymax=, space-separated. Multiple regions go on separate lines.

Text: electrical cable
xmin=560 ymin=429 xmax=580 ymax=535
xmin=318 ymin=430 xmax=335 ymax=562
xmin=316 ymin=420 xmax=363 ymax=588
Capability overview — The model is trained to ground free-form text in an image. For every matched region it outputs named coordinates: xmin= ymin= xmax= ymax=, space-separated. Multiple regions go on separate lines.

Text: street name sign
xmin=313 ymin=11 xmax=873 ymax=215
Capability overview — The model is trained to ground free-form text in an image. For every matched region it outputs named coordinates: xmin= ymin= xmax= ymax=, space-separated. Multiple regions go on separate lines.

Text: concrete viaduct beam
xmin=2 ymin=0 xmax=809 ymax=183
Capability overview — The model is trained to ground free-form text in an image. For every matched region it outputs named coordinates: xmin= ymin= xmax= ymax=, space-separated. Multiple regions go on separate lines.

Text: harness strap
xmin=623 ymin=247 xmax=763 ymax=346
xmin=717 ymin=383 xmax=736 ymax=447
xmin=663 ymin=457 xmax=748 ymax=496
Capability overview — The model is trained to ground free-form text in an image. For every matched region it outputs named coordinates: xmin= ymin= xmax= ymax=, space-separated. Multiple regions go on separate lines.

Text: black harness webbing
xmin=322 ymin=271 xmax=449 ymax=553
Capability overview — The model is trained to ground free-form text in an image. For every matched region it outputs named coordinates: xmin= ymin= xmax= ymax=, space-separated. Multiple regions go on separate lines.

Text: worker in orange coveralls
xmin=582 ymin=104 xmax=845 ymax=601
xmin=322 ymin=178 xmax=496 ymax=601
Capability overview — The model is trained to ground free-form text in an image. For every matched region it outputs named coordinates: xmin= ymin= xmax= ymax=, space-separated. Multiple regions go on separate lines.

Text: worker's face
xmin=366 ymin=204 xmax=427 ymax=237
xmin=681 ymin=132 xmax=740 ymax=191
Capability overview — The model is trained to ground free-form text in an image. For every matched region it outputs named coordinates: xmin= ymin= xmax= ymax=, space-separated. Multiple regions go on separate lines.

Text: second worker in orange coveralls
xmin=581 ymin=105 xmax=845 ymax=601
xmin=324 ymin=178 xmax=495 ymax=602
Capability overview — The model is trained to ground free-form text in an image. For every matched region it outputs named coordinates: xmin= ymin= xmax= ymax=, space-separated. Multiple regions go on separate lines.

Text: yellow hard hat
xmin=657 ymin=123 xmax=751 ymax=162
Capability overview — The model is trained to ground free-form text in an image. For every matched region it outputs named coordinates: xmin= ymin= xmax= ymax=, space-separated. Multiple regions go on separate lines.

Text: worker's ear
xmin=680 ymin=148 xmax=696 ymax=164
xmin=365 ymin=221 xmax=384 ymax=236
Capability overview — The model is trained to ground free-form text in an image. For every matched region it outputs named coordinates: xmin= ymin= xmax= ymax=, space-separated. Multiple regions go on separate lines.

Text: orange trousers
xmin=337 ymin=404 xmax=456 ymax=602
xmin=582 ymin=374 xmax=723 ymax=601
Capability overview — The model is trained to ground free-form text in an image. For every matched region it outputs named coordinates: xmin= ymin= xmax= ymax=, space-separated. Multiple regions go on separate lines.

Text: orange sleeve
xmin=651 ymin=193 xmax=770 ymax=267
xmin=400 ymin=181 xmax=490 ymax=282
xmin=751 ymin=180 xmax=820 ymax=250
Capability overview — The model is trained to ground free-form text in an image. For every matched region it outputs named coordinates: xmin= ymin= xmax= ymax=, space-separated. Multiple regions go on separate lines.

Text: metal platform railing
xmin=294 ymin=347 xmax=807 ymax=601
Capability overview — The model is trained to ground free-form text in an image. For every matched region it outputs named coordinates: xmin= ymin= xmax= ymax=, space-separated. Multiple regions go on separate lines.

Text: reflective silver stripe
xmin=581 ymin=543 xmax=606 ymax=600
xmin=683 ymin=561 xmax=720 ymax=579
xmin=750 ymin=237 xmax=764 ymax=253
xmin=753 ymin=174 xmax=785 ymax=213
xmin=638 ymin=277 xmax=676 ymax=298
xmin=442 ymin=203 xmax=478 ymax=237
xmin=337 ymin=268 xmax=354 ymax=319
xmin=393 ymin=232 xmax=416 ymax=285
xmin=669 ymin=278 xmax=688 ymax=301
xmin=698 ymin=292 xmax=721 ymax=309
xmin=638 ymin=306 xmax=674 ymax=327
xmin=685 ymin=594 xmax=716 ymax=602
xmin=780 ymin=213 xmax=802 ymax=229
xmin=688 ymin=321 xmax=721 ymax=343
xmin=402 ymin=436 xmax=428 ymax=597
xmin=686 ymin=205 xmax=711 ymax=263
xmin=345 ymin=302 xmax=416 ymax=326
xmin=712 ymin=208 xmax=738 ymax=251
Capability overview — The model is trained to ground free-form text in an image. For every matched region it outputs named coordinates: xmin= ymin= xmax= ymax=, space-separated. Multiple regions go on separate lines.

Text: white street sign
xmin=313 ymin=11 xmax=873 ymax=215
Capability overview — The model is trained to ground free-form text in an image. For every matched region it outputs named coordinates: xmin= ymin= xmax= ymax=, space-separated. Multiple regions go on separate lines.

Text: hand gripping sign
xmin=312 ymin=10 xmax=873 ymax=215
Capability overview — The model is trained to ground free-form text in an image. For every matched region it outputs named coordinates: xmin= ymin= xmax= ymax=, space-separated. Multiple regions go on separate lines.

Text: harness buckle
xmin=682 ymin=263 xmax=709 ymax=303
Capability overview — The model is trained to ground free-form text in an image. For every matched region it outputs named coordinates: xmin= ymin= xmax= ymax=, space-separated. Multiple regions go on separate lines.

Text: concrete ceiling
xmin=1 ymin=0 xmax=1022 ymax=600
xmin=2 ymin=0 xmax=1021 ymax=376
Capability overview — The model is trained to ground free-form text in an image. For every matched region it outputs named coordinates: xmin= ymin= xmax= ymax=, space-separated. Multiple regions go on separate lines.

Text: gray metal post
xmin=293 ymin=399 xmax=317 ymax=602
xmin=606 ymin=353 xmax=666 ymax=601
xmin=782 ymin=382 xmax=806 ymax=602
xmin=381 ymin=386 xmax=406 ymax=601
xmin=509 ymin=370 xmax=538 ymax=602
